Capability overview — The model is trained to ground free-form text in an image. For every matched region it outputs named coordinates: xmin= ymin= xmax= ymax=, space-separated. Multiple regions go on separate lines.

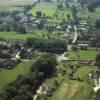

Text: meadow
xmin=0 ymin=30 xmax=49 ymax=40
xmin=0 ymin=0 xmax=37 ymax=11
xmin=67 ymin=50 xmax=100 ymax=59
xmin=28 ymin=2 xmax=73 ymax=23
xmin=50 ymin=65 xmax=93 ymax=100
xmin=0 ymin=61 xmax=33 ymax=91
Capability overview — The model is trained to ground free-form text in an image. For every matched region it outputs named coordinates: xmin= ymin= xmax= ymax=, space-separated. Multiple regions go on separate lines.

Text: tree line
xmin=0 ymin=55 xmax=57 ymax=100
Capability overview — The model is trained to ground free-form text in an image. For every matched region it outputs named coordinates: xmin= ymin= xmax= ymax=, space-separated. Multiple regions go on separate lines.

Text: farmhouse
xmin=37 ymin=84 xmax=53 ymax=95
xmin=89 ymin=70 xmax=100 ymax=92
xmin=78 ymin=44 xmax=89 ymax=50
xmin=0 ymin=58 xmax=20 ymax=69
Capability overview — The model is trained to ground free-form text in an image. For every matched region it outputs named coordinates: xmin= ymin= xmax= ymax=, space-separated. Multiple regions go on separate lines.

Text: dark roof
xmin=91 ymin=71 xmax=100 ymax=79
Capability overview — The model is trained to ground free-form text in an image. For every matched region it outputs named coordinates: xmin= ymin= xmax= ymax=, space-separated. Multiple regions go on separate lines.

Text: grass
xmin=28 ymin=2 xmax=57 ymax=16
xmin=6 ymin=6 xmax=23 ymax=12
xmin=68 ymin=50 xmax=100 ymax=59
xmin=0 ymin=0 xmax=37 ymax=11
xmin=28 ymin=2 xmax=73 ymax=23
xmin=50 ymin=65 xmax=93 ymax=100
xmin=0 ymin=30 xmax=49 ymax=40
xmin=0 ymin=61 xmax=33 ymax=91
xmin=51 ymin=80 xmax=92 ymax=100
xmin=74 ymin=66 xmax=92 ymax=79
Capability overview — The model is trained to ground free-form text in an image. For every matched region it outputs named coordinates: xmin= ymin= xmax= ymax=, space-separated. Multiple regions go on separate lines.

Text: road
xmin=72 ymin=25 xmax=78 ymax=44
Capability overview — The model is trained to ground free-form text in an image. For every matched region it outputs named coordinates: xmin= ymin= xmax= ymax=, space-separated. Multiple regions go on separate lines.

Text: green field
xmin=6 ymin=6 xmax=23 ymax=12
xmin=50 ymin=65 xmax=93 ymax=100
xmin=0 ymin=0 xmax=36 ymax=11
xmin=0 ymin=61 xmax=33 ymax=90
xmin=68 ymin=50 xmax=100 ymax=59
xmin=50 ymin=66 xmax=92 ymax=100
xmin=0 ymin=30 xmax=49 ymax=40
xmin=28 ymin=2 xmax=73 ymax=23
xmin=28 ymin=2 xmax=57 ymax=16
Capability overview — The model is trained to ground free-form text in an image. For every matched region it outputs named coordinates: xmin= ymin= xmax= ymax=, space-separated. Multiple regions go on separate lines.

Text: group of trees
xmin=26 ymin=38 xmax=67 ymax=54
xmin=78 ymin=0 xmax=100 ymax=12
xmin=0 ymin=55 xmax=57 ymax=100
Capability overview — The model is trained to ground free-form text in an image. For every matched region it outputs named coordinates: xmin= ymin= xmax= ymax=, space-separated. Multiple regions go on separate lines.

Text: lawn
xmin=0 ymin=61 xmax=33 ymax=91
xmin=68 ymin=50 xmax=100 ymax=59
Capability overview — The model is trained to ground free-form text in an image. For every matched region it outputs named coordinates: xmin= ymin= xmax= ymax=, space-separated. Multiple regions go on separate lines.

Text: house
xmin=77 ymin=59 xmax=94 ymax=65
xmin=0 ymin=58 xmax=20 ymax=69
xmin=78 ymin=44 xmax=89 ymax=50
xmin=89 ymin=70 xmax=100 ymax=92
xmin=37 ymin=84 xmax=53 ymax=95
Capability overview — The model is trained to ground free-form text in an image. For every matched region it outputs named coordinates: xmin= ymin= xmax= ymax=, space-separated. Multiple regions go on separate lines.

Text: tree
xmin=31 ymin=55 xmax=57 ymax=77
xmin=36 ymin=11 xmax=42 ymax=17
xmin=67 ymin=14 xmax=70 ymax=20
xmin=95 ymin=54 xmax=100 ymax=67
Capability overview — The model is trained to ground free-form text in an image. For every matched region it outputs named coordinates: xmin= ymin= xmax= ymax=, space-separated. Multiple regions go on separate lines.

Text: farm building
xmin=78 ymin=44 xmax=89 ymax=50
xmin=89 ymin=70 xmax=100 ymax=92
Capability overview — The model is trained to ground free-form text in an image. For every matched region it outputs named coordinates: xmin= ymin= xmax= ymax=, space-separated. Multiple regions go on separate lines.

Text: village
xmin=0 ymin=0 xmax=100 ymax=100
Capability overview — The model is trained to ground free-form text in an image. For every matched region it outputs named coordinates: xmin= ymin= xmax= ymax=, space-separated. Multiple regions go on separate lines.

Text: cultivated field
xmin=0 ymin=30 xmax=49 ymax=40
xmin=68 ymin=50 xmax=100 ymax=59
xmin=28 ymin=1 xmax=73 ymax=23
xmin=28 ymin=2 xmax=57 ymax=16
xmin=0 ymin=0 xmax=37 ymax=11
xmin=51 ymin=66 xmax=93 ymax=100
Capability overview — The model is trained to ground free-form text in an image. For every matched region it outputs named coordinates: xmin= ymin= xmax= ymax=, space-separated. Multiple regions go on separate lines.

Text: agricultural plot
xmin=68 ymin=50 xmax=100 ymax=59
xmin=0 ymin=61 xmax=33 ymax=91
xmin=28 ymin=2 xmax=73 ymax=23
xmin=51 ymin=80 xmax=92 ymax=100
xmin=28 ymin=2 xmax=57 ymax=16
xmin=50 ymin=65 xmax=93 ymax=100
xmin=0 ymin=0 xmax=37 ymax=11
xmin=0 ymin=30 xmax=49 ymax=40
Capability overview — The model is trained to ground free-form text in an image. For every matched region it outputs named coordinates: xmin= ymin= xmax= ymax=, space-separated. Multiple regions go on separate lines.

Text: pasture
xmin=67 ymin=50 xmax=100 ymax=59
xmin=28 ymin=2 xmax=73 ymax=23
xmin=50 ymin=65 xmax=93 ymax=100
xmin=0 ymin=61 xmax=33 ymax=90
xmin=28 ymin=2 xmax=57 ymax=16
xmin=0 ymin=30 xmax=49 ymax=40
xmin=0 ymin=0 xmax=37 ymax=11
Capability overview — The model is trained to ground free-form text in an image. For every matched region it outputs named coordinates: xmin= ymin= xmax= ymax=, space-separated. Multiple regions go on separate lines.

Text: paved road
xmin=72 ymin=25 xmax=78 ymax=44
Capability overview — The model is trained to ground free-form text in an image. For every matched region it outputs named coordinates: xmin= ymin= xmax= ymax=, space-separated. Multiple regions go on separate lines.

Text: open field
xmin=0 ymin=0 xmax=37 ymax=11
xmin=0 ymin=30 xmax=49 ymax=40
xmin=50 ymin=65 xmax=93 ymax=100
xmin=28 ymin=2 xmax=57 ymax=16
xmin=68 ymin=50 xmax=100 ymax=59
xmin=28 ymin=2 xmax=73 ymax=23
xmin=0 ymin=61 xmax=33 ymax=90
xmin=51 ymin=80 xmax=91 ymax=100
